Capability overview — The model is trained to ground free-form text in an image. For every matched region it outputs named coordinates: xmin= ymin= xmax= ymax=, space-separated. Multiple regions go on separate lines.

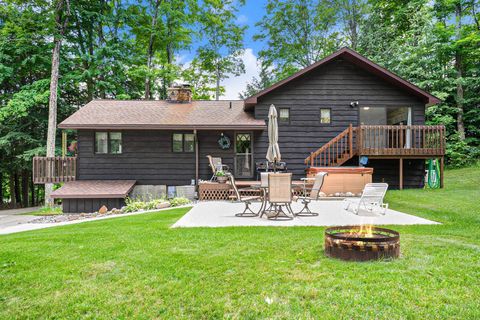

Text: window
xmin=278 ymin=108 xmax=290 ymax=123
xmin=95 ymin=132 xmax=122 ymax=154
xmin=109 ymin=132 xmax=122 ymax=154
xmin=320 ymin=108 xmax=331 ymax=124
xmin=172 ymin=133 xmax=195 ymax=153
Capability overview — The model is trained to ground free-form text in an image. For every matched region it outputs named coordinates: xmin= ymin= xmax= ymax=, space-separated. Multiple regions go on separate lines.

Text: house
xmin=33 ymin=48 xmax=445 ymax=213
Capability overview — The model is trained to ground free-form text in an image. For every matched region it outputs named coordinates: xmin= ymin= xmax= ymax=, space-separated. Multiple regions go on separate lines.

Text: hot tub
xmin=306 ymin=167 xmax=373 ymax=196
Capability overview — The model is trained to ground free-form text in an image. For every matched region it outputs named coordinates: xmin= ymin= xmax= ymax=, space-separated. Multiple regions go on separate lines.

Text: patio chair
xmin=207 ymin=155 xmax=230 ymax=181
xmin=343 ymin=183 xmax=389 ymax=215
xmin=265 ymin=173 xmax=294 ymax=220
xmin=295 ymin=172 xmax=328 ymax=216
xmin=227 ymin=173 xmax=264 ymax=217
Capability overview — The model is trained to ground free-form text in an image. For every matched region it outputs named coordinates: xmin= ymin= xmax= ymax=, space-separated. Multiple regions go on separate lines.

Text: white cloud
xmin=236 ymin=14 xmax=248 ymax=24
xmin=220 ymin=48 xmax=259 ymax=100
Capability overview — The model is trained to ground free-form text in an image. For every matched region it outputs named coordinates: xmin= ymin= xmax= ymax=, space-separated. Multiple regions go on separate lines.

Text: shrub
xmin=446 ymin=136 xmax=480 ymax=168
xmin=124 ymin=197 xmax=189 ymax=212
xmin=169 ymin=197 xmax=190 ymax=207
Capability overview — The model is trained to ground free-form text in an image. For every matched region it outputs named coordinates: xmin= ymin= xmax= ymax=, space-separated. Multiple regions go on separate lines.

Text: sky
xmin=178 ymin=0 xmax=269 ymax=100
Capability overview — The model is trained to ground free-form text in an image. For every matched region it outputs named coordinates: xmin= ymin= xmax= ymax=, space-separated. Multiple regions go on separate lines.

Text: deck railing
xmin=305 ymin=124 xmax=446 ymax=167
xmin=305 ymin=125 xmax=355 ymax=167
xmin=357 ymin=125 xmax=446 ymax=156
xmin=33 ymin=156 xmax=77 ymax=184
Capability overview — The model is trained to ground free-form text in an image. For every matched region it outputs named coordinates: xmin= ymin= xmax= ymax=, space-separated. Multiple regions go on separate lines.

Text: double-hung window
xmin=172 ymin=133 xmax=195 ymax=153
xmin=95 ymin=132 xmax=122 ymax=154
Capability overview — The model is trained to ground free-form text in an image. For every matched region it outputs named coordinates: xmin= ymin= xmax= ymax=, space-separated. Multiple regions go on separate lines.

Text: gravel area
xmin=30 ymin=211 xmax=133 ymax=224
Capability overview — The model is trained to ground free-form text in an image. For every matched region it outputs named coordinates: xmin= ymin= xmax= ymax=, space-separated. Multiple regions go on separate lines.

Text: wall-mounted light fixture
xmin=363 ymin=107 xmax=370 ymax=110
xmin=350 ymin=101 xmax=359 ymax=108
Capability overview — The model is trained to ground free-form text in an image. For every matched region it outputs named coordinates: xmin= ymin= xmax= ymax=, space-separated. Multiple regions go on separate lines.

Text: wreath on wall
xmin=217 ymin=133 xmax=231 ymax=150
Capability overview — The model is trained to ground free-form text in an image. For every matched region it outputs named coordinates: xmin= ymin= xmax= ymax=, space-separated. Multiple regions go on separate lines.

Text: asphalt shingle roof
xmin=59 ymin=100 xmax=266 ymax=130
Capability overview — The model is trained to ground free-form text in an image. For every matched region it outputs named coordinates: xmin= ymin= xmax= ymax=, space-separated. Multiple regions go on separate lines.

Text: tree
xmin=254 ymin=0 xmax=340 ymax=78
xmin=196 ymin=0 xmax=246 ymax=100
xmin=239 ymin=64 xmax=277 ymax=99
xmin=335 ymin=0 xmax=368 ymax=49
xmin=45 ymin=0 xmax=70 ymax=206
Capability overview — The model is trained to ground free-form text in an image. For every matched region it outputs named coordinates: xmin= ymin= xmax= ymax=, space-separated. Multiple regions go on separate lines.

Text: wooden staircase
xmin=305 ymin=124 xmax=447 ymax=168
xmin=305 ymin=124 xmax=356 ymax=167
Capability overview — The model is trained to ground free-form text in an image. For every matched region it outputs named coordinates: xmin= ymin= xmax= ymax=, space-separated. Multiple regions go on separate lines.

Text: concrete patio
xmin=172 ymin=200 xmax=439 ymax=228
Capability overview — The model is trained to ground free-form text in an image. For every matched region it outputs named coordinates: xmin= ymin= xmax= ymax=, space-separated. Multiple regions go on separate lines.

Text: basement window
xmin=172 ymin=133 xmax=195 ymax=153
xmin=95 ymin=132 xmax=122 ymax=154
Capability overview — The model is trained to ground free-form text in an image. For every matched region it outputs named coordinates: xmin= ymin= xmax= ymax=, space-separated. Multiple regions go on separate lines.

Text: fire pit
xmin=325 ymin=226 xmax=400 ymax=261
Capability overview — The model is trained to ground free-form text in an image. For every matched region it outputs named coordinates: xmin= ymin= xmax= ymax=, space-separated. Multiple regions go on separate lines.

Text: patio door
xmin=234 ymin=132 xmax=253 ymax=178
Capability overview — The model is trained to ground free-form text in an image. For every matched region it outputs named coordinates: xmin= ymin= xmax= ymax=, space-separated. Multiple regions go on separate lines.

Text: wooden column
xmin=440 ymin=156 xmax=444 ymax=188
xmin=348 ymin=123 xmax=353 ymax=157
xmin=194 ymin=129 xmax=199 ymax=186
xmin=399 ymin=158 xmax=403 ymax=190
xmin=62 ymin=130 xmax=67 ymax=157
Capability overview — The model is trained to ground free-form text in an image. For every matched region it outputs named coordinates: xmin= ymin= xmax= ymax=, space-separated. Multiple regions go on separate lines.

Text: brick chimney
xmin=167 ymin=83 xmax=192 ymax=103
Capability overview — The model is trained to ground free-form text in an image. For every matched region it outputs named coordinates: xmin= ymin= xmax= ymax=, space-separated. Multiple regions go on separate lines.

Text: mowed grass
xmin=1 ymin=166 xmax=480 ymax=319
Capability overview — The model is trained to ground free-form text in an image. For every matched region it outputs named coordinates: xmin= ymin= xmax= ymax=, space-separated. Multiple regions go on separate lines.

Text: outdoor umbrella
xmin=266 ymin=104 xmax=281 ymax=172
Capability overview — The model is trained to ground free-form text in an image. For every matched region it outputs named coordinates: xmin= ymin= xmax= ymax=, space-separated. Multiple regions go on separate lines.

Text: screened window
xmin=320 ymin=108 xmax=331 ymax=124
xmin=109 ymin=132 xmax=122 ymax=154
xmin=95 ymin=132 xmax=122 ymax=154
xmin=172 ymin=133 xmax=195 ymax=153
xmin=278 ymin=108 xmax=290 ymax=123
xmin=95 ymin=132 xmax=108 ymax=154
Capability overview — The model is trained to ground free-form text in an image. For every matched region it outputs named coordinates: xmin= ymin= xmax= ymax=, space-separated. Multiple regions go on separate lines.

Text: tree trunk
xmin=45 ymin=0 xmax=70 ymax=206
xmin=145 ymin=0 xmax=161 ymax=100
xmin=9 ymin=174 xmax=16 ymax=208
xmin=0 ymin=171 xmax=3 ymax=206
xmin=455 ymin=3 xmax=465 ymax=141
xmin=14 ymin=172 xmax=21 ymax=208
xmin=21 ymin=170 xmax=29 ymax=208
xmin=30 ymin=174 xmax=35 ymax=207
xmin=215 ymin=65 xmax=220 ymax=101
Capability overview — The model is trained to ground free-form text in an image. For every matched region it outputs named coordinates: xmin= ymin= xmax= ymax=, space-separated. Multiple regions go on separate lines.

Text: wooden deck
xmin=305 ymin=124 xmax=445 ymax=167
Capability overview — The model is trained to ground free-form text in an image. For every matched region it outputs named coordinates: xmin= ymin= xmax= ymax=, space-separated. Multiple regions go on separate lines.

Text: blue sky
xmin=178 ymin=0 xmax=269 ymax=100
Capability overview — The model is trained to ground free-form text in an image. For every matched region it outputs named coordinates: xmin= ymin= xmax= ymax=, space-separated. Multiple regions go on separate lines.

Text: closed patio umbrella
xmin=266 ymin=104 xmax=281 ymax=171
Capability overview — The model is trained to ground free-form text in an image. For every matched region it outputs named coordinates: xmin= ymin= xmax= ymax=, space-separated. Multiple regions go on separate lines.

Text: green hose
xmin=427 ymin=159 xmax=440 ymax=189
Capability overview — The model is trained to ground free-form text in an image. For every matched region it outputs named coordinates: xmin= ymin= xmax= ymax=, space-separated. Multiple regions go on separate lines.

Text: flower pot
xmin=217 ymin=176 xmax=228 ymax=184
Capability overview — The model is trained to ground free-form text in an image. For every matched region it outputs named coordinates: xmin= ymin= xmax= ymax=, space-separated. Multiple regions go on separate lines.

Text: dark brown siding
xmin=77 ymin=130 xmax=236 ymax=186
xmin=253 ymin=58 xmax=426 ymax=181
xmin=63 ymin=198 xmax=125 ymax=213
xmin=343 ymin=157 xmax=425 ymax=189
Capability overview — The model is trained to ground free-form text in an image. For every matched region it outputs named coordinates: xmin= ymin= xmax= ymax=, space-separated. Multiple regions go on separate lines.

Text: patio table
xmin=250 ymin=182 xmax=304 ymax=218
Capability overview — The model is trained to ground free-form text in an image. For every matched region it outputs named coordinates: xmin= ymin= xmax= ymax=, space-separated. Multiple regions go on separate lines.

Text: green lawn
xmin=1 ymin=166 xmax=479 ymax=319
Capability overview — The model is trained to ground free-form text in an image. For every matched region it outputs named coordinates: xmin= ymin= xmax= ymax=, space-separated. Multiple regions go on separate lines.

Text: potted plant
xmin=216 ymin=170 xmax=228 ymax=183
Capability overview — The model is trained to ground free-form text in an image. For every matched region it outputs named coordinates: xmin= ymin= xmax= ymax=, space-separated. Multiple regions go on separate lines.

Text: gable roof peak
xmin=244 ymin=47 xmax=440 ymax=109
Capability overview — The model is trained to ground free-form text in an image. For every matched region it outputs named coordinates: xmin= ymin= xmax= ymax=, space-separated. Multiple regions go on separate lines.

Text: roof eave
xmin=58 ymin=123 xmax=267 ymax=130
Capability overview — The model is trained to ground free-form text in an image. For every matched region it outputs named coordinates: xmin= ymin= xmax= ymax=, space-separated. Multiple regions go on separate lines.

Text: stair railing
xmin=305 ymin=124 xmax=356 ymax=167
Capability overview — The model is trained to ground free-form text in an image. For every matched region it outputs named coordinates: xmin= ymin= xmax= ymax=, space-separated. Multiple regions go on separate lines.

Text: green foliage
xmin=168 ymin=197 xmax=190 ymax=207
xmin=124 ymin=197 xmax=190 ymax=212
xmin=215 ymin=170 xmax=226 ymax=177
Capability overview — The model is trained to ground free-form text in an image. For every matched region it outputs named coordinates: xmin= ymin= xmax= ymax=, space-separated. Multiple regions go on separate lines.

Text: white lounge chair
xmin=343 ymin=183 xmax=389 ymax=215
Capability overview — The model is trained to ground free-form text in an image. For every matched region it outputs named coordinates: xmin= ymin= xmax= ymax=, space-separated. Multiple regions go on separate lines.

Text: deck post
xmin=399 ymin=158 xmax=403 ymax=190
xmin=440 ymin=156 xmax=444 ymax=188
xmin=348 ymin=124 xmax=353 ymax=157
xmin=194 ymin=129 xmax=199 ymax=186
xmin=62 ymin=130 xmax=67 ymax=157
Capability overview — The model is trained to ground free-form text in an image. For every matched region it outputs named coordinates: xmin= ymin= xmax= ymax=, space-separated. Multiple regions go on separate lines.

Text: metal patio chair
xmin=265 ymin=173 xmax=294 ymax=220
xmin=207 ymin=155 xmax=230 ymax=181
xmin=228 ymin=173 xmax=264 ymax=217
xmin=295 ymin=172 xmax=328 ymax=216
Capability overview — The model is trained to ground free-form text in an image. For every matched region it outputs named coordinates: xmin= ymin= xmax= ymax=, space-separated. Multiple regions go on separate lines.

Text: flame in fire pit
xmin=349 ymin=224 xmax=374 ymax=238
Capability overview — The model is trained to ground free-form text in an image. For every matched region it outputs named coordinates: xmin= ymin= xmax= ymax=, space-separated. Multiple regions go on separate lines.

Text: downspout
xmin=194 ymin=129 xmax=199 ymax=186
